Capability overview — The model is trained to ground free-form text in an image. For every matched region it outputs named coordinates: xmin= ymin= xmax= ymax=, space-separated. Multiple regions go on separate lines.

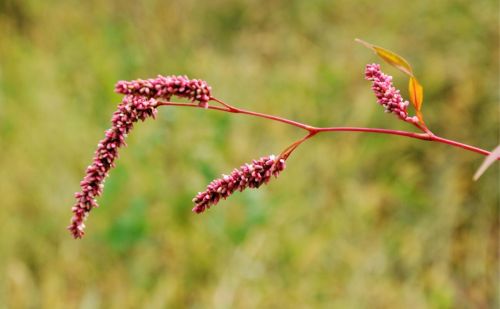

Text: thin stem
xmin=210 ymin=96 xmax=238 ymax=111
xmin=412 ymin=121 xmax=434 ymax=136
xmin=430 ymin=135 xmax=491 ymax=156
xmin=314 ymin=127 xmax=492 ymax=157
xmin=279 ymin=131 xmax=318 ymax=160
xmin=158 ymin=101 xmax=229 ymax=113
xmin=156 ymin=100 xmax=495 ymax=159
xmin=212 ymin=97 xmax=316 ymax=131
xmin=313 ymin=126 xmax=432 ymax=140
xmin=157 ymin=100 xmax=316 ymax=131
xmin=232 ymin=107 xmax=317 ymax=131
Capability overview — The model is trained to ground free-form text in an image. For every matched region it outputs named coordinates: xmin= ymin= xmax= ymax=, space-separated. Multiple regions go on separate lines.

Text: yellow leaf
xmin=355 ymin=38 xmax=414 ymax=77
xmin=408 ymin=76 xmax=424 ymax=112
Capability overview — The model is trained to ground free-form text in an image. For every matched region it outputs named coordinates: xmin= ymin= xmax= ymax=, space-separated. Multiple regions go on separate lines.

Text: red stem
xmin=429 ymin=135 xmax=491 ymax=156
xmin=313 ymin=126 xmax=431 ymax=140
xmin=156 ymin=100 xmax=495 ymax=158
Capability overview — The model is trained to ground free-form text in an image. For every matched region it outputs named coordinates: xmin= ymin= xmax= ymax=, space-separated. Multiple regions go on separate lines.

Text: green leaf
xmin=355 ymin=38 xmax=414 ymax=77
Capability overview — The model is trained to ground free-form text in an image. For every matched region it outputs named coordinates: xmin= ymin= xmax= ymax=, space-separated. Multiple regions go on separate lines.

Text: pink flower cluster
xmin=365 ymin=63 xmax=418 ymax=123
xmin=192 ymin=155 xmax=286 ymax=214
xmin=115 ymin=75 xmax=212 ymax=108
xmin=68 ymin=95 xmax=158 ymax=238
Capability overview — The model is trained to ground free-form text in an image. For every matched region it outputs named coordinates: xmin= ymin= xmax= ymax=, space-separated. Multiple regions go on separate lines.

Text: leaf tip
xmin=473 ymin=145 xmax=500 ymax=181
xmin=354 ymin=38 xmax=374 ymax=51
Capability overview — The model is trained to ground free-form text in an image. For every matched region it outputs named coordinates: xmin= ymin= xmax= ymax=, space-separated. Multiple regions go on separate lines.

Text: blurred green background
xmin=0 ymin=0 xmax=498 ymax=307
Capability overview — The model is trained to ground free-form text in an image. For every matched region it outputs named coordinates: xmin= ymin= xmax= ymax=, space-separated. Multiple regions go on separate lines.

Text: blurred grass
xmin=0 ymin=0 xmax=498 ymax=307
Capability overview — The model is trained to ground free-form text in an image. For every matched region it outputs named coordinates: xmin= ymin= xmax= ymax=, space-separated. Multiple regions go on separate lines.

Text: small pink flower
xmin=192 ymin=155 xmax=286 ymax=214
xmin=365 ymin=63 xmax=418 ymax=123
xmin=115 ymin=75 xmax=212 ymax=108
xmin=68 ymin=95 xmax=158 ymax=238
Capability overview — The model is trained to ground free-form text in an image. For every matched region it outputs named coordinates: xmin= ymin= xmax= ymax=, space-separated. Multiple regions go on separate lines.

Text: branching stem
xmin=157 ymin=98 xmax=495 ymax=159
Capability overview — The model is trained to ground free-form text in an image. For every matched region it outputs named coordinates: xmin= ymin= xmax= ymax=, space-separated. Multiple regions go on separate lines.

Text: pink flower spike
xmin=114 ymin=75 xmax=212 ymax=108
xmin=68 ymin=95 xmax=158 ymax=238
xmin=192 ymin=155 xmax=286 ymax=214
xmin=365 ymin=63 xmax=418 ymax=124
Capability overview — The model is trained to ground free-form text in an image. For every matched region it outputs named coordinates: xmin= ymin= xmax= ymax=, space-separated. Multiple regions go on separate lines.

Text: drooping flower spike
xmin=192 ymin=155 xmax=286 ymax=214
xmin=115 ymin=75 xmax=212 ymax=108
xmin=68 ymin=95 xmax=158 ymax=238
xmin=70 ymin=75 xmax=214 ymax=238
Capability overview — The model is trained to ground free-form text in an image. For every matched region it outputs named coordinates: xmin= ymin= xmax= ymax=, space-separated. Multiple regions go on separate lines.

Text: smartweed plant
xmin=69 ymin=40 xmax=499 ymax=239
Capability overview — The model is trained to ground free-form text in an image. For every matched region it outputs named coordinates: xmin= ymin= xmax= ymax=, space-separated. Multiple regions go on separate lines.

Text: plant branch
xmin=279 ymin=131 xmax=318 ymax=160
xmin=156 ymin=100 xmax=496 ymax=159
